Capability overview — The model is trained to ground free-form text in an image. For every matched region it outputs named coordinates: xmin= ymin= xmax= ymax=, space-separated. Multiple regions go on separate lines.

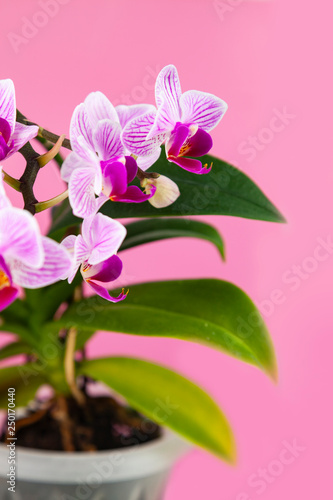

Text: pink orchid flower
xmin=0 ymin=79 xmax=38 ymax=161
xmin=122 ymin=65 xmax=228 ymax=174
xmin=0 ymin=170 xmax=72 ymax=312
xmin=61 ymin=92 xmax=157 ymax=219
xmin=61 ymin=212 xmax=127 ymax=303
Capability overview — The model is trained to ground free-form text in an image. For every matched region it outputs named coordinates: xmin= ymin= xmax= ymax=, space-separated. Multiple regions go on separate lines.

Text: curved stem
xmin=19 ymin=142 xmax=41 ymax=214
xmin=38 ymin=128 xmax=72 ymax=151
xmin=64 ymin=328 xmax=85 ymax=406
xmin=2 ymin=170 xmax=21 ymax=192
xmin=37 ymin=134 xmax=66 ymax=167
xmin=35 ymin=189 xmax=69 ymax=213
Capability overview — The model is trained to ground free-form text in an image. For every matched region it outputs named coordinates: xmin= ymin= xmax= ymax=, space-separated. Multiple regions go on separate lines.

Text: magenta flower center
xmin=0 ymin=117 xmax=11 ymax=161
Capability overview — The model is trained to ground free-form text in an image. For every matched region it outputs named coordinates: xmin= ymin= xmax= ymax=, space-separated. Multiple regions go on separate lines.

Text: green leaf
xmin=0 ymin=341 xmax=31 ymax=362
xmin=50 ymin=279 xmax=277 ymax=380
xmin=0 ymin=364 xmax=47 ymax=408
xmin=78 ymin=356 xmax=236 ymax=462
xmin=120 ymin=218 xmax=225 ymax=259
xmin=24 ymin=273 xmax=83 ymax=325
xmin=48 ymin=153 xmax=285 ymax=238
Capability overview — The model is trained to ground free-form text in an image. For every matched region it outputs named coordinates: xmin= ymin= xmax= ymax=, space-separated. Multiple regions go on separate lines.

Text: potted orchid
xmin=0 ymin=65 xmax=283 ymax=500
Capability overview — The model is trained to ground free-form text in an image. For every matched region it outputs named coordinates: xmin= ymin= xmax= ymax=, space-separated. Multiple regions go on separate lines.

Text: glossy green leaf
xmin=119 ymin=218 xmax=225 ymax=259
xmin=48 ymin=153 xmax=285 ymax=238
xmin=78 ymin=356 xmax=236 ymax=462
xmin=50 ymin=279 xmax=277 ymax=379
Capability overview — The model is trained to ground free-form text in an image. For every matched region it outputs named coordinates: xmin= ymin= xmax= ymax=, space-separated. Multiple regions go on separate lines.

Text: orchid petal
xmin=61 ymin=234 xmax=81 ymax=283
xmin=116 ymin=104 xmax=156 ymax=129
xmin=85 ymin=91 xmax=119 ymax=128
xmin=166 ymin=124 xmax=190 ymax=157
xmin=0 ymin=286 xmax=19 ymax=312
xmin=68 ymin=166 xmax=98 ymax=218
xmin=155 ymin=64 xmax=181 ymax=111
xmin=121 ymin=111 xmax=165 ymax=157
xmin=101 ymin=160 xmax=128 ymax=198
xmin=124 ymin=155 xmax=138 ymax=183
xmin=63 ymin=234 xmax=89 ymax=283
xmin=86 ymin=280 xmax=127 ymax=303
xmin=82 ymin=213 xmax=126 ymax=266
xmin=61 ymin=234 xmax=77 ymax=254
xmin=0 ymin=255 xmax=12 ymax=283
xmin=92 ymin=120 xmax=124 ymax=162
xmin=84 ymin=254 xmax=123 ymax=282
xmin=180 ymin=127 xmax=213 ymax=157
xmin=6 ymin=123 xmax=39 ymax=159
xmin=0 ymin=117 xmax=12 ymax=144
xmin=168 ymin=155 xmax=212 ymax=175
xmin=0 ymin=207 xmax=43 ymax=268
xmin=61 ymin=152 xmax=86 ymax=183
xmin=136 ymin=146 xmax=161 ymax=171
xmin=0 ymin=255 xmax=17 ymax=311
xmin=11 ymin=237 xmax=72 ymax=289
xmin=0 ymin=79 xmax=16 ymax=135
xmin=180 ymin=90 xmax=228 ymax=132
xmin=0 ymin=135 xmax=9 ymax=161
xmin=112 ymin=184 xmax=156 ymax=203
xmin=145 ymin=175 xmax=180 ymax=208
xmin=146 ymin=65 xmax=182 ymax=139
xmin=70 ymin=103 xmax=94 ymax=158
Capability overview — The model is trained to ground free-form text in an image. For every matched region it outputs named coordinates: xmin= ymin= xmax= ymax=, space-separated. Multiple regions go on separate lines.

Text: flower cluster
xmin=0 ymin=65 xmax=227 ymax=311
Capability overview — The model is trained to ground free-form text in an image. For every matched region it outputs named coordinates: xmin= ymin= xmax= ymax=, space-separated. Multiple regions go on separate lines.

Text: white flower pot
xmin=0 ymin=431 xmax=190 ymax=499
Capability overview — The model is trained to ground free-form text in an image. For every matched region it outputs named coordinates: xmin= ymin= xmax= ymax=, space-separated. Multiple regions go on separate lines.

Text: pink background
xmin=1 ymin=0 xmax=332 ymax=498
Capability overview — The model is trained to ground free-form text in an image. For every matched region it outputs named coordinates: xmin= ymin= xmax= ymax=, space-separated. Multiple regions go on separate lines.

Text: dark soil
xmin=0 ymin=394 xmax=161 ymax=452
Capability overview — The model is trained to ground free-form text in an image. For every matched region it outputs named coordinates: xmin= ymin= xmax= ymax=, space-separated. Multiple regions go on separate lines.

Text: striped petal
xmin=68 ymin=166 xmax=98 ymax=218
xmin=6 ymin=123 xmax=39 ymax=159
xmin=116 ymin=104 xmax=156 ymax=129
xmin=85 ymin=91 xmax=119 ymax=128
xmin=121 ymin=111 xmax=165 ymax=157
xmin=137 ymin=147 xmax=161 ymax=171
xmin=147 ymin=65 xmax=182 ymax=139
xmin=11 ymin=237 xmax=72 ymax=289
xmin=0 ymin=79 xmax=16 ymax=136
xmin=92 ymin=120 xmax=124 ymax=161
xmin=61 ymin=234 xmax=85 ymax=283
xmin=0 ymin=207 xmax=43 ymax=268
xmin=70 ymin=103 xmax=94 ymax=159
xmin=82 ymin=213 xmax=126 ymax=266
xmin=180 ymin=90 xmax=228 ymax=132
xmin=61 ymin=152 xmax=85 ymax=183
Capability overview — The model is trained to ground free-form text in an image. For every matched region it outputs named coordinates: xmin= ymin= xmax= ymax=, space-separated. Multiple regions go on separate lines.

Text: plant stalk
xmin=64 ymin=327 xmax=85 ymax=406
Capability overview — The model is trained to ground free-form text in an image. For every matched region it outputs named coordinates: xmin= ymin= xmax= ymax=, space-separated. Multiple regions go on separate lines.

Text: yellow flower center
xmin=0 ymin=270 xmax=10 ymax=290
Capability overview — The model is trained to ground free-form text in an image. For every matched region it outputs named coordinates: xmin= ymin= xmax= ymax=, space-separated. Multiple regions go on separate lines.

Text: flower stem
xmin=38 ymin=127 xmax=72 ymax=151
xmin=64 ymin=328 xmax=85 ymax=406
xmin=37 ymin=134 xmax=66 ymax=167
xmin=35 ymin=189 xmax=69 ymax=213
xmin=2 ymin=170 xmax=21 ymax=192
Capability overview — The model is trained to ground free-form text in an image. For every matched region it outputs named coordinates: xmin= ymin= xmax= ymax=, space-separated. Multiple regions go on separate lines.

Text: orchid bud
xmin=141 ymin=175 xmax=180 ymax=208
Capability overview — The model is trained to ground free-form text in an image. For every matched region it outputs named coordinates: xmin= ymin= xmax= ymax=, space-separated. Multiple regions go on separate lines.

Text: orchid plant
xmin=0 ymin=66 xmax=284 ymax=462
